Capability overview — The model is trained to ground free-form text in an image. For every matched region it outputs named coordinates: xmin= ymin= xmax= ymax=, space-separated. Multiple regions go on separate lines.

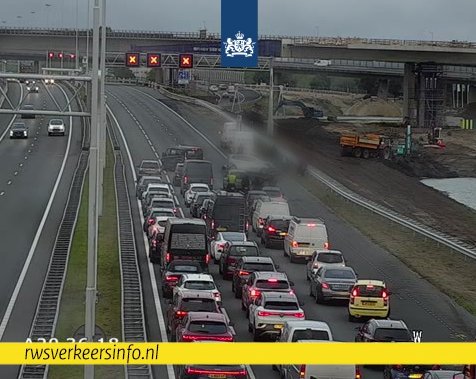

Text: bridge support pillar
xmin=154 ymin=68 xmax=164 ymax=84
xmin=377 ymin=79 xmax=390 ymax=99
xmin=403 ymin=63 xmax=417 ymax=125
xmin=33 ymin=61 xmax=41 ymax=74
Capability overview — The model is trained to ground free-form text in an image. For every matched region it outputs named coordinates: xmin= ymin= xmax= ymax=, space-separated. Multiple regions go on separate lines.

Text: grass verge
xmin=298 ymin=174 xmax=476 ymax=317
xmin=49 ymin=139 xmax=124 ymax=379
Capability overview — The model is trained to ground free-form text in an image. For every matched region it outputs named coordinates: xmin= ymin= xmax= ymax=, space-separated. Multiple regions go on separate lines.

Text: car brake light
xmin=289 ymin=289 xmax=294 ymax=295
xmin=205 ymin=254 xmax=210 ymax=264
xmin=322 ymin=282 xmax=330 ymax=289
xmin=267 ymin=278 xmax=278 ymax=282
xmin=267 ymin=226 xmax=276 ymax=233
xmin=324 ymin=242 xmax=330 ymax=249
xmin=292 ymin=312 xmax=305 ymax=318
xmin=355 ymin=366 xmax=362 ymax=379
xmin=292 ymin=241 xmax=299 ymax=248
xmin=184 ymin=176 xmax=188 ymax=184
xmin=166 ymin=275 xmax=179 ymax=282
xmin=246 ymin=221 xmax=249 ymax=230
xmin=352 ymin=288 xmax=359 ymax=297
xmin=176 ymin=310 xmax=187 ymax=317
xmin=211 ymin=220 xmax=215 ymax=229
xmin=151 ymin=240 xmax=156 ymax=247
xmin=166 ymin=253 xmax=171 ymax=262
xmin=307 ymin=223 xmax=316 ymax=227
xmin=299 ymin=365 xmax=306 ymax=379
xmin=382 ymin=290 xmax=388 ymax=298
xmin=186 ymin=367 xmax=246 ymax=376
xmin=393 ymin=365 xmax=403 ymax=370
xmin=239 ymin=270 xmax=249 ymax=276
xmin=250 ymin=289 xmax=260 ymax=297
xmin=213 ymin=291 xmax=221 ymax=298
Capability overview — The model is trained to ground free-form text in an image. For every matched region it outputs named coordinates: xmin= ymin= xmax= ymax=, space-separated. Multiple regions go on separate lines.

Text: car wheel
xmin=315 ymin=287 xmax=322 ymax=304
xmin=241 ymin=300 xmax=246 ymax=311
xmin=289 ymin=253 xmax=295 ymax=263
xmin=231 ymin=281 xmax=235 ymax=293
xmin=383 ymin=366 xmax=392 ymax=379
xmin=264 ymin=238 xmax=270 ymax=249
xmin=218 ymin=262 xmax=223 ymax=274
xmin=283 ymin=248 xmax=287 ymax=257
xmin=48 ymin=132 xmax=51 ymax=136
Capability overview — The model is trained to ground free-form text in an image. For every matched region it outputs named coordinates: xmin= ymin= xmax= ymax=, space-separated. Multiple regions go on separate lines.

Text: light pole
xmin=75 ymin=0 xmax=79 ymax=69
xmin=267 ymin=57 xmax=274 ymax=136
xmin=85 ymin=0 xmax=101 ymax=377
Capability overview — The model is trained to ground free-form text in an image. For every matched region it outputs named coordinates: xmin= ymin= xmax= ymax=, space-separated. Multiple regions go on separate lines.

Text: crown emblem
xmin=224 ymin=31 xmax=256 ymax=58
xmin=235 ymin=31 xmax=244 ymax=40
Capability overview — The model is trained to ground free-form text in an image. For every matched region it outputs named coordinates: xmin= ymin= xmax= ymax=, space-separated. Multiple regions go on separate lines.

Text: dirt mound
xmin=345 ymin=98 xmax=402 ymax=117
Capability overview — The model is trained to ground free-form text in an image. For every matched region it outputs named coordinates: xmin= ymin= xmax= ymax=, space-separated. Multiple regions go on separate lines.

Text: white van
xmin=252 ymin=200 xmax=290 ymax=236
xmin=284 ymin=217 xmax=329 ymax=262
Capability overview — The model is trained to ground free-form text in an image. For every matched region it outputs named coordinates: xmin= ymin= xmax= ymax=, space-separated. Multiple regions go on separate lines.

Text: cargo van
xmin=181 ymin=160 xmax=214 ymax=194
xmin=284 ymin=217 xmax=329 ymax=263
xmin=161 ymin=218 xmax=209 ymax=270
xmin=252 ymin=200 xmax=290 ymax=236
xmin=280 ymin=342 xmax=360 ymax=379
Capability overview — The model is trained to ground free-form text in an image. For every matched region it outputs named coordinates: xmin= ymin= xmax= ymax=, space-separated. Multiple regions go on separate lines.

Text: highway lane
xmin=0 ymin=83 xmax=83 ymax=345
xmin=108 ymin=85 xmax=476 ymax=379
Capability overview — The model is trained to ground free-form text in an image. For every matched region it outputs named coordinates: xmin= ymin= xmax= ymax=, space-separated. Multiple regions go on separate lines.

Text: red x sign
xmin=125 ymin=52 xmax=140 ymax=67
xmin=147 ymin=53 xmax=161 ymax=67
xmin=179 ymin=54 xmax=193 ymax=68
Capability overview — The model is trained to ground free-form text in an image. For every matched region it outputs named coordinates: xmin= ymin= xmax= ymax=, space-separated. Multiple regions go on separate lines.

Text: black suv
xmin=355 ymin=319 xmax=413 ymax=342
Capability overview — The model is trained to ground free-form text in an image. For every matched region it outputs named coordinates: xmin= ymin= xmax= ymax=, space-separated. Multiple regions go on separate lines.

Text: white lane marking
xmin=131 ymin=88 xmax=227 ymax=159
xmin=0 ymin=81 xmax=23 ymax=142
xmin=7 ymin=180 xmax=12 ymax=185
xmin=0 ymin=191 xmax=4 ymax=196
xmin=115 ymin=88 xmax=256 ymax=379
xmin=107 ymin=104 xmax=177 ymax=379
xmin=0 ymin=84 xmax=73 ymax=340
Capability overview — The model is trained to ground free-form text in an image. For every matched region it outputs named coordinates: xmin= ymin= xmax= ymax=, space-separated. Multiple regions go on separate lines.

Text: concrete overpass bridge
xmin=2 ymin=26 xmax=476 ymax=128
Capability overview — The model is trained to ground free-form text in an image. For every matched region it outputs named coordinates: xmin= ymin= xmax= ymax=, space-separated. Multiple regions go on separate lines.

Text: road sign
xmin=147 ymin=53 xmax=161 ymax=67
xmin=177 ymin=69 xmax=191 ymax=84
xmin=125 ymin=52 xmax=140 ymax=67
xmin=179 ymin=54 xmax=193 ymax=68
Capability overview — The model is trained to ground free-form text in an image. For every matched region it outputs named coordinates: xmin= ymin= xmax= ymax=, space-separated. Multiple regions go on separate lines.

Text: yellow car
xmin=348 ymin=280 xmax=390 ymax=321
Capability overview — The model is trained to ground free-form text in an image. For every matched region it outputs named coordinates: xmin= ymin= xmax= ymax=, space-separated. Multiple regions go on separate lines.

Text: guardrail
xmin=138 ymin=82 xmax=476 ymax=261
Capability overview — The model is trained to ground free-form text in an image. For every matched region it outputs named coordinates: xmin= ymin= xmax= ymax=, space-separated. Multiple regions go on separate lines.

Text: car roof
xmin=151 ymin=197 xmax=174 ymax=202
xmin=254 ymin=271 xmax=288 ymax=280
xmin=247 ymin=190 xmax=267 ymax=195
xmin=12 ymin=123 xmax=26 ymax=128
xmin=152 ymin=207 xmax=175 ymax=212
xmin=354 ymin=279 xmax=386 ymax=287
xmin=268 ymin=215 xmax=292 ymax=221
xmin=262 ymin=186 xmax=280 ymax=190
xmin=190 ymin=183 xmax=209 ymax=188
xmin=314 ymin=249 xmax=342 ymax=255
xmin=179 ymin=290 xmax=216 ymax=300
xmin=227 ymin=241 xmax=257 ymax=247
xmin=195 ymin=191 xmax=214 ymax=197
xmin=322 ymin=266 xmax=354 ymax=272
xmin=284 ymin=320 xmax=331 ymax=331
xmin=239 ymin=256 xmax=274 ymax=263
xmin=177 ymin=145 xmax=202 ymax=150
xmin=168 ymin=218 xmax=206 ymax=226
xmin=140 ymin=176 xmax=162 ymax=181
xmin=141 ymin=159 xmax=159 ymax=163
xmin=185 ymin=159 xmax=211 ymax=163
xmin=182 ymin=274 xmax=214 ymax=281
xmin=261 ymin=292 xmax=297 ymax=301
xmin=187 ymin=312 xmax=226 ymax=322
xmin=369 ymin=319 xmax=408 ymax=329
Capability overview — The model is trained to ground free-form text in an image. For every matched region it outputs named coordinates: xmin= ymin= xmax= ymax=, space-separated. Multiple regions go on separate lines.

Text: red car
xmin=176 ymin=312 xmax=234 ymax=342
xmin=166 ymin=291 xmax=221 ymax=341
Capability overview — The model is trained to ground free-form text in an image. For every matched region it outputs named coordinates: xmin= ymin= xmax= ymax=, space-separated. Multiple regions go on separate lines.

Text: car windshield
xmin=264 ymin=301 xmax=298 ymax=310
xmin=270 ymin=220 xmax=289 ymax=229
xmin=243 ymin=263 xmax=274 ymax=271
xmin=317 ymin=253 xmax=344 ymax=264
xmin=188 ymin=321 xmax=227 ymax=334
xmin=229 ymin=246 xmax=258 ymax=256
xmin=184 ymin=281 xmax=216 ymax=290
xmin=191 ymin=186 xmax=208 ymax=193
xmin=12 ymin=124 xmax=25 ymax=130
xmin=256 ymin=279 xmax=289 ymax=290
xmin=292 ymin=329 xmax=330 ymax=342
xmin=221 ymin=232 xmax=245 ymax=241
xmin=181 ymin=299 xmax=217 ymax=312
xmin=324 ymin=269 xmax=355 ymax=279
xmin=142 ymin=178 xmax=162 ymax=186
xmin=141 ymin=161 xmax=159 ymax=168
xmin=355 ymin=285 xmax=385 ymax=297
xmin=157 ymin=220 xmax=168 ymax=227
xmin=152 ymin=200 xmax=174 ymax=208
xmin=374 ymin=328 xmax=412 ymax=341
xmin=265 ymin=189 xmax=281 ymax=197
xmin=195 ymin=195 xmax=211 ymax=205
xmin=50 ymin=119 xmax=63 ymax=125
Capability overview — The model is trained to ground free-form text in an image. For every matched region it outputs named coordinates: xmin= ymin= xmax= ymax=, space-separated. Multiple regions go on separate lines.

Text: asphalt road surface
xmin=0 ymin=82 xmax=83 ymax=377
xmin=106 ymin=84 xmax=476 ymax=379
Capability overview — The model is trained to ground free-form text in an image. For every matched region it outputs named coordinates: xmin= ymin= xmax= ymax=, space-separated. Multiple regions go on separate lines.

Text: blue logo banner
xmin=221 ymin=0 xmax=258 ymax=68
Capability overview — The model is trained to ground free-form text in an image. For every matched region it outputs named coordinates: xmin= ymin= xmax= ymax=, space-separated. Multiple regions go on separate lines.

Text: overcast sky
xmin=1 ymin=0 xmax=475 ymax=41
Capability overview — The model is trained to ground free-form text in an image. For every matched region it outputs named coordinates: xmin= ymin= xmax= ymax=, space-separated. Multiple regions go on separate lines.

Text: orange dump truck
xmin=340 ymin=133 xmax=390 ymax=159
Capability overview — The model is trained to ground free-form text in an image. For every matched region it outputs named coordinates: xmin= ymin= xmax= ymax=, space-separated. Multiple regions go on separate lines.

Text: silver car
xmin=138 ymin=159 xmax=161 ymax=177
xmin=309 ymin=266 xmax=357 ymax=303
xmin=306 ymin=250 xmax=345 ymax=281
xmin=48 ymin=119 xmax=65 ymax=136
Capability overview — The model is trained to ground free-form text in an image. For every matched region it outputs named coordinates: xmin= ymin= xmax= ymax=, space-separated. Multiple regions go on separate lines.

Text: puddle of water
xmin=421 ymin=178 xmax=476 ymax=211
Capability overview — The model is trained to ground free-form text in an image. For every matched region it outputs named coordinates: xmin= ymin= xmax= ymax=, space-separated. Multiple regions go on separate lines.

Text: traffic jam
xmin=135 ymin=142 xmax=473 ymax=379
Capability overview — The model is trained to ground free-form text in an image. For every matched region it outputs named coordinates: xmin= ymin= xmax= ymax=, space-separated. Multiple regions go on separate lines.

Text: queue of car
xmin=134 ymin=145 xmax=457 ymax=379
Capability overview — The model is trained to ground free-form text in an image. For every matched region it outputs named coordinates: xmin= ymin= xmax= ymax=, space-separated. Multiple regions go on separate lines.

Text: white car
xmin=27 ymin=84 xmax=39 ymax=93
xmin=313 ymin=59 xmax=332 ymax=66
xmin=184 ymin=183 xmax=210 ymax=207
xmin=211 ymin=231 xmax=247 ymax=263
xmin=44 ymin=78 xmax=55 ymax=85
xmin=142 ymin=183 xmax=174 ymax=201
xmin=172 ymin=274 xmax=221 ymax=303
xmin=306 ymin=250 xmax=345 ymax=281
xmin=248 ymin=292 xmax=305 ymax=341
xmin=209 ymin=85 xmax=219 ymax=92
xmin=48 ymin=119 xmax=66 ymax=136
